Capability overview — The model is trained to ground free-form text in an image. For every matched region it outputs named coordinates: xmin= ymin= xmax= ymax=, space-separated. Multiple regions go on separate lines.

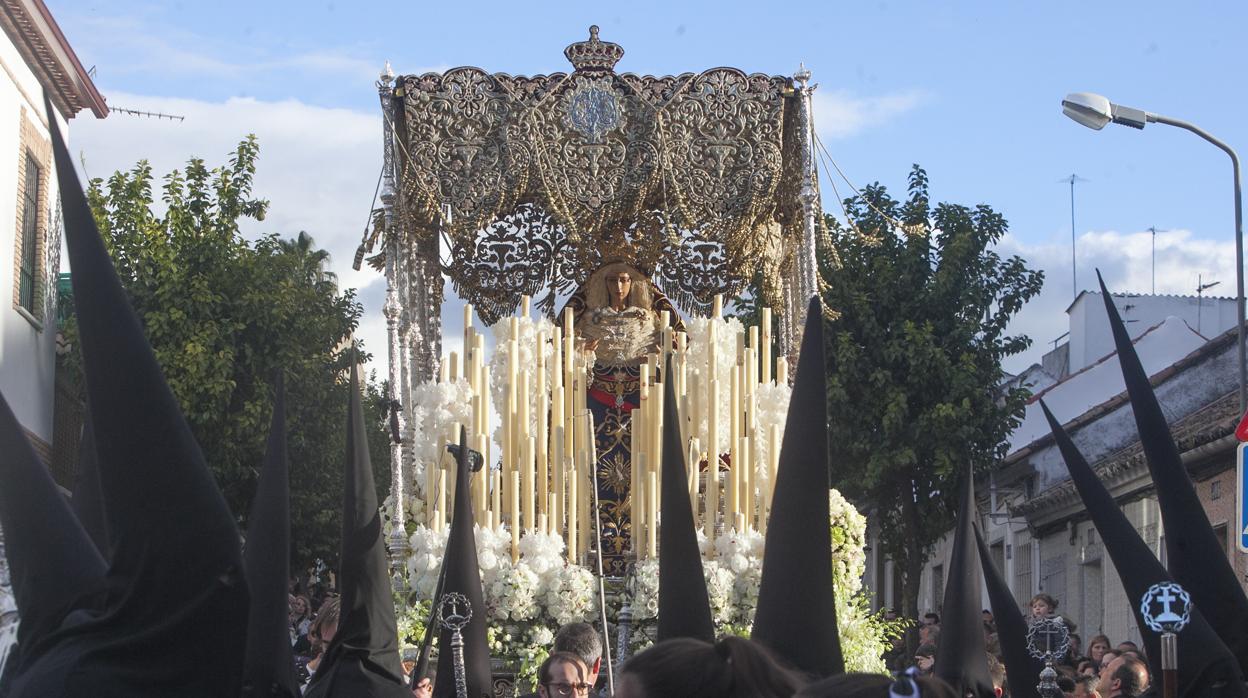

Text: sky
xmin=50 ymin=0 xmax=1248 ymax=375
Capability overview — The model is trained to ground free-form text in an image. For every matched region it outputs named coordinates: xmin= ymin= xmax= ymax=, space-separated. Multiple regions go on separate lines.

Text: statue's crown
xmin=564 ymin=25 xmax=624 ymax=72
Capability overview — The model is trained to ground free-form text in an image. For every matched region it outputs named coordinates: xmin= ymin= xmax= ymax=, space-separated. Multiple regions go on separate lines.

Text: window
xmin=18 ymin=153 xmax=40 ymax=313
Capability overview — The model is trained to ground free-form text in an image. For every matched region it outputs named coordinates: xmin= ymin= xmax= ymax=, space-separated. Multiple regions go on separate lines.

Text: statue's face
xmin=606 ymin=271 xmax=632 ymax=304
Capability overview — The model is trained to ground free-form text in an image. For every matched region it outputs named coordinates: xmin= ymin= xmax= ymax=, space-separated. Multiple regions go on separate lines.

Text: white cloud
xmin=811 ymin=88 xmax=926 ymax=140
xmin=998 ymin=227 xmax=1239 ymax=373
xmin=69 ymin=92 xmax=394 ymax=373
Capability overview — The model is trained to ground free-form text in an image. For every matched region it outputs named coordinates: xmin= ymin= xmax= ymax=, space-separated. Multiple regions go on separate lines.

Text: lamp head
xmin=1062 ymin=92 xmax=1113 ymax=130
xmin=1063 ymin=92 xmax=1150 ymax=130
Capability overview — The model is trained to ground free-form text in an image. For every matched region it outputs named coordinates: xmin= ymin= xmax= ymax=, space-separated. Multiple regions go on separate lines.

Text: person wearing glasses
xmin=537 ymin=651 xmax=592 ymax=698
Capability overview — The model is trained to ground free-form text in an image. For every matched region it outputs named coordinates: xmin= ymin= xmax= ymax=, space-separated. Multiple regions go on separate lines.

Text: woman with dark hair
xmin=613 ymin=636 xmax=805 ymax=698
xmin=796 ymin=672 xmax=960 ymax=698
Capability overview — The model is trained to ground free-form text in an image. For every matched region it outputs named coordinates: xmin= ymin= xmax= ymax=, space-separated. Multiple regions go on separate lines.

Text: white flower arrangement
xmin=487 ymin=560 xmax=542 ymax=622
xmin=630 ymin=558 xmax=660 ymax=621
xmin=751 ymin=380 xmax=792 ymax=490
xmin=682 ymin=316 xmax=745 ymax=455
xmin=702 ymin=559 xmax=736 ymax=626
xmin=488 ymin=316 xmax=556 ymax=449
xmin=543 ymin=564 xmax=599 ymax=626
xmin=408 ymin=377 xmax=476 ymax=493
xmin=400 ymin=487 xmax=888 ymax=676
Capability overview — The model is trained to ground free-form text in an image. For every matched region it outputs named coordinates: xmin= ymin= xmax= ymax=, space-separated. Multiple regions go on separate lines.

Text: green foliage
xmin=60 ymin=136 xmax=392 ymax=569
xmin=819 ymin=165 xmax=1043 ymax=617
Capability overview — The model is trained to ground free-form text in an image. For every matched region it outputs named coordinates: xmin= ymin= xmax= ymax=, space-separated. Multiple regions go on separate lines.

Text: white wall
xmin=0 ymin=31 xmax=69 ymax=447
xmin=1068 ymin=292 xmax=1237 ymax=373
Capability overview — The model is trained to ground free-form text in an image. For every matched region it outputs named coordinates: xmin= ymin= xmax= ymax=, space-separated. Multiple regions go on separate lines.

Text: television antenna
xmin=1197 ymin=275 xmax=1221 ymax=334
xmin=110 ymin=106 xmax=185 ymax=122
xmin=1147 ymin=226 xmax=1170 ymax=293
xmin=1059 ymin=174 xmax=1090 ymax=301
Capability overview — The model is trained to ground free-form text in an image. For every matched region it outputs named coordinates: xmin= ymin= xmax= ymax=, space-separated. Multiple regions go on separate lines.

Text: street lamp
xmin=1062 ymin=92 xmax=1246 ymax=413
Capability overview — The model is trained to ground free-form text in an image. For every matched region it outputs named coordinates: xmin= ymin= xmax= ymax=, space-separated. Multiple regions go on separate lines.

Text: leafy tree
xmin=819 ymin=166 xmax=1042 ymax=631
xmin=60 ymin=136 xmax=392 ymax=569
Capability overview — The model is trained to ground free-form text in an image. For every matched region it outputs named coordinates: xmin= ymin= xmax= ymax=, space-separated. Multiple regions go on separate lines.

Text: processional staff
xmin=1140 ymin=581 xmax=1192 ymax=698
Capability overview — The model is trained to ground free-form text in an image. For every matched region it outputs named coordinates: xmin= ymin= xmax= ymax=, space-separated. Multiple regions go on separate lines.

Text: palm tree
xmin=278 ymin=231 xmax=335 ymax=287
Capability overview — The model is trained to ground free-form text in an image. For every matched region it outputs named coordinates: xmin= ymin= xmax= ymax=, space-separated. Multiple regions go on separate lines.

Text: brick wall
xmin=10 ymin=105 xmax=50 ymax=320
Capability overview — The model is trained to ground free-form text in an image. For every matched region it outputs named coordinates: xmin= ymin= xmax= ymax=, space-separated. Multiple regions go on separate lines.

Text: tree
xmin=60 ymin=136 xmax=392 ymax=569
xmin=820 ymin=166 xmax=1043 ymax=630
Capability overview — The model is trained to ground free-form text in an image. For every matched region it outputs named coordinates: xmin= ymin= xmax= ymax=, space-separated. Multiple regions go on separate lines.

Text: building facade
xmin=0 ymin=0 xmax=105 ymax=676
xmin=864 ymin=292 xmax=1247 ymax=649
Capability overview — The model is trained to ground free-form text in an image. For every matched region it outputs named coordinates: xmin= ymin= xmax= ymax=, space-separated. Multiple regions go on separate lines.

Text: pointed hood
xmin=242 ymin=374 xmax=300 ymax=697
xmin=1098 ymin=271 xmax=1248 ymax=671
xmin=1042 ymin=401 xmax=1246 ymax=697
xmin=0 ymin=391 xmax=106 ymax=672
xmin=432 ymin=427 xmax=493 ymax=698
xmin=305 ymin=362 xmax=410 ymax=698
xmin=932 ymin=467 xmax=994 ymax=698
xmin=974 ymin=524 xmax=1041 ymax=698
xmin=752 ymin=295 xmax=844 ymax=677
xmin=657 ymin=355 xmax=715 ymax=643
xmin=8 ymin=97 xmax=249 ymax=696
xmin=70 ymin=416 xmax=111 ymax=561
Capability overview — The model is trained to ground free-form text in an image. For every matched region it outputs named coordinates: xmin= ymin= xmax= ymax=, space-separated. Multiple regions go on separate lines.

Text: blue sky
xmin=52 ymin=0 xmax=1248 ymax=373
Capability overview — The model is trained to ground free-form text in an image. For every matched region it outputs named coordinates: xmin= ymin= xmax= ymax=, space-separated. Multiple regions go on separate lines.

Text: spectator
xmin=301 ymin=598 xmax=341 ymax=690
xmin=554 ymin=623 xmax=603 ymax=692
xmin=537 ymin=652 xmax=590 ymax=698
xmin=1029 ymin=593 xmax=1058 ymax=620
xmin=986 ymin=652 xmax=1006 ymax=698
xmin=919 ymin=623 xmax=941 ymax=649
xmin=1087 ymin=635 xmax=1111 ymax=668
xmin=1096 ymin=653 xmax=1148 ymax=698
xmin=615 ymin=636 xmax=805 ymax=698
xmin=913 ymin=644 xmax=936 ymax=676
xmin=412 ymin=674 xmax=433 ymax=698
xmin=923 ymin=612 xmax=941 ymax=628
xmin=1072 ymin=673 xmax=1101 ymax=698
xmin=1115 ymin=641 xmax=1138 ymax=655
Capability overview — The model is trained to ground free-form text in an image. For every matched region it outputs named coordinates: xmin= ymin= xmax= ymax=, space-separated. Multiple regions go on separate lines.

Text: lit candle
xmin=777 ymin=355 xmax=788 ymax=386
xmin=713 ymin=293 xmax=723 ymax=319
xmin=449 ymin=351 xmax=459 ymax=382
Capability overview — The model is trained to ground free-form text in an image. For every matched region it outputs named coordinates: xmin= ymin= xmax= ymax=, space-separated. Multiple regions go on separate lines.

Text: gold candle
xmin=727 ymin=366 xmax=740 ymax=522
xmin=510 ymin=470 xmax=521 ymax=561
xmin=566 ymin=464 xmax=578 ymax=563
xmin=761 ymin=306 xmax=772 ymax=384
xmin=647 ymin=469 xmax=659 ymax=558
xmin=523 ymin=435 xmax=536 ymax=531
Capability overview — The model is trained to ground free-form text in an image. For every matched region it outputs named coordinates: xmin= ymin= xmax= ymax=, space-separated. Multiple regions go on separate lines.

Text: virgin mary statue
xmin=565 ymin=260 xmax=683 ymax=575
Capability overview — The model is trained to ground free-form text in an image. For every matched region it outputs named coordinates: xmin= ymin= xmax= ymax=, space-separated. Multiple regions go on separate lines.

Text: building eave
xmin=0 ymin=0 xmax=107 ymax=119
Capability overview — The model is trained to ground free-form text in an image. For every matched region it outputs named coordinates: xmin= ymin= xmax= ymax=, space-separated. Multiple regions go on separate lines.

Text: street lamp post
xmin=1061 ymin=92 xmax=1246 ymax=413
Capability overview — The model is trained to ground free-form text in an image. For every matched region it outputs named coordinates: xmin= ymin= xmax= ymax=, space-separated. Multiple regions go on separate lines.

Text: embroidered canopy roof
xmin=386 ymin=26 xmax=810 ymax=324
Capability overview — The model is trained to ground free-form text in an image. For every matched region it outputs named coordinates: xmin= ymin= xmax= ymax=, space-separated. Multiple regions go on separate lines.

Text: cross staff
xmin=1140 ymin=582 xmax=1192 ymax=698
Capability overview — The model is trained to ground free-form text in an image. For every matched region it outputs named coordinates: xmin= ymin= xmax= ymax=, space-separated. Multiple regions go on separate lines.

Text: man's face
xmin=413 ymin=677 xmax=432 ymax=698
xmin=539 ymin=660 xmax=588 ymax=698
xmin=1097 ymin=656 xmax=1124 ymax=696
xmin=915 ymin=654 xmax=934 ymax=672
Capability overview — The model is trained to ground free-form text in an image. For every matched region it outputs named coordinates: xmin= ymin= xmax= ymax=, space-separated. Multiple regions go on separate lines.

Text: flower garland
xmin=398 ymin=488 xmax=892 ymax=677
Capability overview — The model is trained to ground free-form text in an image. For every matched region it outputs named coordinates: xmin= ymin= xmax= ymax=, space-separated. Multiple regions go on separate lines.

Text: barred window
xmin=18 ymin=153 xmax=40 ymax=313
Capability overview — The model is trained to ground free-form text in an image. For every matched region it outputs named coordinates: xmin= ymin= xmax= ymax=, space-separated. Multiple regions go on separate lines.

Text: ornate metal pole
xmin=378 ymin=62 xmax=410 ymax=590
xmin=1026 ymin=616 xmax=1070 ymax=698
xmin=615 ymin=599 xmax=634 ymax=668
xmin=791 ymin=63 xmax=820 ymax=369
xmin=438 ymin=593 xmax=473 ymax=698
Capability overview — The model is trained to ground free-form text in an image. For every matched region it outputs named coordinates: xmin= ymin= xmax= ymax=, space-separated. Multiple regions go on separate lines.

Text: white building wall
xmin=1068 ymin=292 xmax=1237 ymax=373
xmin=0 ymin=30 xmax=68 ymax=448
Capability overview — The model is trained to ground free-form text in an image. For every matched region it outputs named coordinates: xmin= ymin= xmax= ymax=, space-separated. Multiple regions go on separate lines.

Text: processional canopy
xmin=385 ymin=26 xmax=814 ymax=324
